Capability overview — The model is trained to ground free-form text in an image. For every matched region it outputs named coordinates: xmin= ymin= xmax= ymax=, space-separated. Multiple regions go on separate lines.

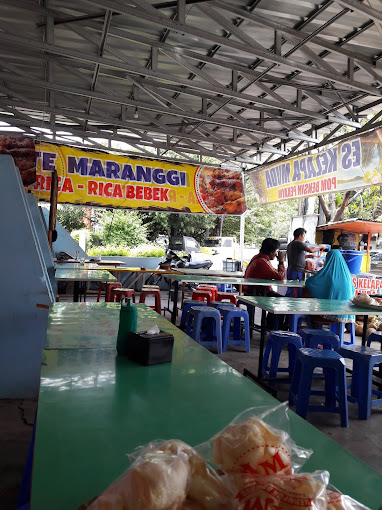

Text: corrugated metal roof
xmin=317 ymin=219 xmax=382 ymax=234
xmin=0 ymin=0 xmax=381 ymax=167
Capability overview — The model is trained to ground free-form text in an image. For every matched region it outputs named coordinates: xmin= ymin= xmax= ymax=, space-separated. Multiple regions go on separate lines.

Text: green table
xmin=31 ymin=305 xmax=382 ymax=509
xmin=168 ymin=274 xmax=305 ymax=323
xmin=237 ymin=296 xmax=382 ymax=380
xmin=54 ymin=263 xmax=100 ymax=270
xmin=45 ymin=303 xmax=179 ymax=349
xmin=55 ymin=268 xmax=116 ymax=302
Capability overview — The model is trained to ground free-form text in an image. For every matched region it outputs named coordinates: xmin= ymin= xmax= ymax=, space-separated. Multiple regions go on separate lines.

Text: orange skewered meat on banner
xmin=196 ymin=166 xmax=246 ymax=215
xmin=0 ymin=135 xmax=36 ymax=186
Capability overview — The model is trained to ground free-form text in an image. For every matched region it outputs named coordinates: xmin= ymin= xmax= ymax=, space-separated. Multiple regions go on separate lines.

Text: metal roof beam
xmin=213 ymin=1 xmax=379 ymax=68
xmin=0 ymin=98 xmax=278 ymax=153
xmin=0 ymin=29 xmax=334 ymax=120
xmin=81 ymin=0 xmax=380 ymax=95
xmin=82 ymin=18 xmax=367 ymax=95
xmin=334 ymin=0 xmax=382 ymax=23
xmin=0 ymin=71 xmax=325 ymax=141
xmin=250 ymin=119 xmax=382 ymax=169
xmin=0 ymin=114 xmax=230 ymax=161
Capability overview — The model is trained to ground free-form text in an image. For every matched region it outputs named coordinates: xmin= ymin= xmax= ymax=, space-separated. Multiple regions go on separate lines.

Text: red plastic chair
xmin=97 ymin=282 xmax=122 ymax=302
xmin=139 ymin=288 xmax=161 ymax=314
xmin=110 ymin=288 xmax=136 ymax=303
xmin=191 ymin=289 xmax=213 ymax=305
xmin=197 ymin=285 xmax=218 ymax=301
xmin=216 ymin=292 xmax=237 ymax=305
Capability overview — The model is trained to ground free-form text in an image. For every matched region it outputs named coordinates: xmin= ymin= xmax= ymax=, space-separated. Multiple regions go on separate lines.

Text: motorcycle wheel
xmin=146 ymin=274 xmax=162 ymax=286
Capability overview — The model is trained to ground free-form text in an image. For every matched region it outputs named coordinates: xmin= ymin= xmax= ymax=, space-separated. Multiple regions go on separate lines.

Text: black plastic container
xmin=223 ymin=258 xmax=241 ymax=271
xmin=126 ymin=331 xmax=174 ymax=365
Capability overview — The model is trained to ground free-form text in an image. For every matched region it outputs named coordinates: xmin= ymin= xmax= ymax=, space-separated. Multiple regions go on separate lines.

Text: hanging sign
xmin=0 ymin=135 xmax=36 ymax=186
xmin=29 ymin=143 xmax=246 ymax=215
xmin=353 ymin=274 xmax=382 ymax=295
xmin=249 ymin=127 xmax=382 ymax=204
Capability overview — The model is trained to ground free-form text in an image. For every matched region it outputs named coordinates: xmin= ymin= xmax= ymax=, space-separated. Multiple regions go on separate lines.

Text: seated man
xmin=243 ymin=238 xmax=285 ymax=297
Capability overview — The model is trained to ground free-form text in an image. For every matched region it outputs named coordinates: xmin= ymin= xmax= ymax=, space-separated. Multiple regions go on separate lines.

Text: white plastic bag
xmin=196 ymin=402 xmax=312 ymax=478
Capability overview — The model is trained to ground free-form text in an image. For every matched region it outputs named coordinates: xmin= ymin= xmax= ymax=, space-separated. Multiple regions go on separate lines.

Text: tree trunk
xmin=318 ymin=196 xmax=331 ymax=222
xmin=215 ymin=215 xmax=224 ymax=236
xmin=319 ymin=191 xmax=351 ymax=223
xmin=170 ymin=214 xmax=180 ymax=237
xmin=332 ymin=191 xmax=351 ymax=222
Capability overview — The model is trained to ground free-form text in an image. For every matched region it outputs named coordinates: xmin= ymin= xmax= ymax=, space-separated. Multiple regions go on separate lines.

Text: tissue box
xmin=126 ymin=331 xmax=174 ymax=365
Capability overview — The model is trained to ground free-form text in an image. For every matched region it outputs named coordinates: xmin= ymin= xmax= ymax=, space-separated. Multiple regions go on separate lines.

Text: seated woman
xmin=305 ymin=249 xmax=355 ymax=326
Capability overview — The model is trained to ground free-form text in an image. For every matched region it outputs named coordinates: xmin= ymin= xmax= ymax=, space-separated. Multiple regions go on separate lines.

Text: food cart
xmin=315 ymin=219 xmax=382 ymax=295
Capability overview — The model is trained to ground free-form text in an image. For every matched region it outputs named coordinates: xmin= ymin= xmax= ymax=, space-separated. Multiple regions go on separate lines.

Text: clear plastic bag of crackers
xmin=86 ymin=438 xmax=238 ymax=510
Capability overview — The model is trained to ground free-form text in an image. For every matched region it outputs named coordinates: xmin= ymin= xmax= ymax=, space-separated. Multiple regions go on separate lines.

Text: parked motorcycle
xmin=145 ymin=249 xmax=213 ymax=286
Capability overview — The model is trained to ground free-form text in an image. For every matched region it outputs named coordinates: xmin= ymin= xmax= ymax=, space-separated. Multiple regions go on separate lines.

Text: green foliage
xmin=87 ymin=244 xmax=165 ymax=257
xmin=70 ymin=229 xmax=82 ymax=244
xmin=139 ymin=211 xmax=217 ymax=244
xmin=88 ymin=246 xmax=130 ymax=256
xmin=170 ymin=213 xmax=217 ymax=243
xmin=140 ymin=212 xmax=170 ymax=240
xmin=343 ymin=186 xmax=382 ymax=221
xmin=100 ymin=210 xmax=148 ymax=247
xmin=222 ymin=216 xmax=240 ymax=238
xmin=127 ymin=244 xmax=165 ymax=257
xmin=57 ymin=204 xmax=87 ymax=232
xmin=87 ymin=232 xmax=103 ymax=248
xmin=243 ymin=179 xmax=298 ymax=246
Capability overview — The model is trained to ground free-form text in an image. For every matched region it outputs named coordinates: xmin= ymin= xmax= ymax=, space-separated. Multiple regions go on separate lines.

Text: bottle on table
xmin=116 ymin=298 xmax=138 ymax=355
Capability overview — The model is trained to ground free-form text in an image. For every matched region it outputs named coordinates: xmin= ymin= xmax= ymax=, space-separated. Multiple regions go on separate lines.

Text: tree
xmin=344 ymin=186 xmax=382 ymax=220
xmin=99 ymin=210 xmax=148 ymax=247
xmin=318 ymin=192 xmax=352 ymax=223
xmin=139 ymin=211 xmax=217 ymax=244
xmin=318 ymin=185 xmax=382 ymax=224
xmin=239 ymin=179 xmax=299 ymax=246
xmin=56 ymin=204 xmax=88 ymax=232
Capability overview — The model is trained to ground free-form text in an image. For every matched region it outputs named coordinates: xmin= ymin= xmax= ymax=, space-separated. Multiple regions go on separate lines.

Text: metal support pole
xmin=48 ymin=170 xmax=58 ymax=251
xmin=240 ymin=212 xmax=245 ymax=269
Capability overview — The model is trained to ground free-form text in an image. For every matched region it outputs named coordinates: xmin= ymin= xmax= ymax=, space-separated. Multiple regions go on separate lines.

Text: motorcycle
xmin=145 ymin=249 xmax=213 ymax=286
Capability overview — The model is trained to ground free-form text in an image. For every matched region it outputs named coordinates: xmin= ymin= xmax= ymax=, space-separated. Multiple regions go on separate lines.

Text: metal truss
xmin=0 ymin=0 xmax=381 ymax=168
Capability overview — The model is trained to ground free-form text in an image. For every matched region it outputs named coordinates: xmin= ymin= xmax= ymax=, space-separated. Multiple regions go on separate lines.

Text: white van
xmin=201 ymin=237 xmax=239 ymax=269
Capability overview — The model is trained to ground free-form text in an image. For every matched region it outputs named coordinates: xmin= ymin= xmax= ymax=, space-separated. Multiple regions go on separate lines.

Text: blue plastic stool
xmin=289 ymin=348 xmax=348 ymax=427
xmin=343 ymin=322 xmax=355 ymax=345
xmin=237 ymin=299 xmax=255 ymax=337
xmin=180 ymin=300 xmax=206 ymax=329
xmin=289 ymin=314 xmax=312 ymax=333
xmin=221 ymin=308 xmax=250 ymax=353
xmin=329 ymin=322 xmax=345 ymax=345
xmin=262 ymin=331 xmax=303 ymax=386
xmin=186 ymin=306 xmax=223 ymax=354
xmin=367 ymin=332 xmax=382 ymax=348
xmin=312 ymin=321 xmax=354 ymax=346
xmin=300 ymin=329 xmax=340 ymax=351
xmin=217 ymin=283 xmax=234 ymax=292
xmin=339 ymin=345 xmax=382 ymax=420
xmin=210 ymin=302 xmax=236 ymax=312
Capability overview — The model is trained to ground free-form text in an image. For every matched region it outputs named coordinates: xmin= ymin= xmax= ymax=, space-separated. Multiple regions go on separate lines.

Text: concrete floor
xmin=1 ymin=288 xmax=382 ymax=509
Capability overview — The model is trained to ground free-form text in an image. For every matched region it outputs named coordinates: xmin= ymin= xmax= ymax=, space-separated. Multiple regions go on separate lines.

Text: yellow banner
xmin=30 ymin=143 xmax=246 ymax=215
xmin=249 ymin=127 xmax=382 ymax=204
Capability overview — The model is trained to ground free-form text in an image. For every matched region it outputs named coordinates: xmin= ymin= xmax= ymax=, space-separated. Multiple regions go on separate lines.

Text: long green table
xmin=168 ymin=274 xmax=305 ymax=323
xmin=237 ymin=295 xmax=382 ymax=380
xmin=54 ymin=263 xmax=100 ymax=270
xmin=55 ymin=268 xmax=117 ymax=302
xmin=45 ymin=303 xmax=179 ymax=349
xmin=31 ymin=303 xmax=382 ymax=509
